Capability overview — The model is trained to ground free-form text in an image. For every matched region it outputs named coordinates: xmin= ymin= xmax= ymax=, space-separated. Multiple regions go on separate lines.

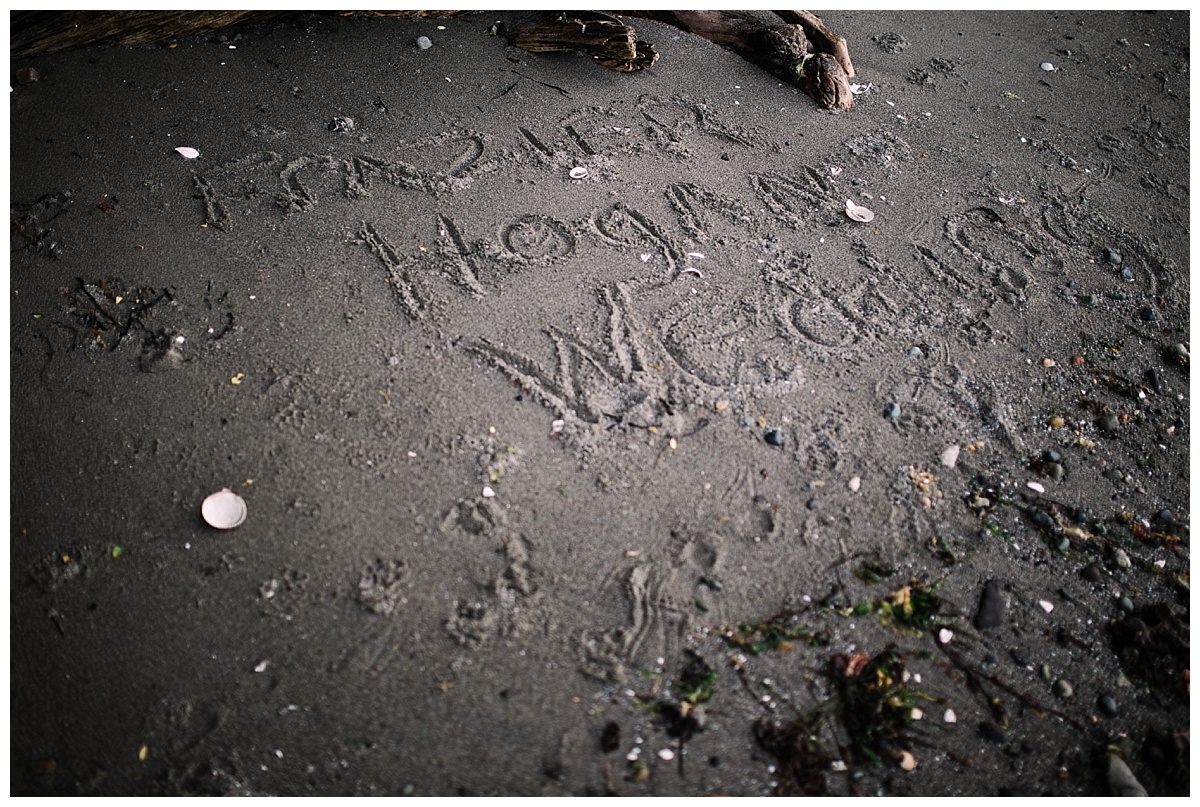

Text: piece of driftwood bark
xmin=626 ymin=11 xmax=854 ymax=111
xmin=507 ymin=12 xmax=658 ymax=72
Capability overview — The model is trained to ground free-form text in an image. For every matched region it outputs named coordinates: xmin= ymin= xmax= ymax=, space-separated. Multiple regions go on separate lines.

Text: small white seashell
xmin=1027 ymin=480 xmax=1046 ymax=493
xmin=829 ymin=166 xmax=843 ymax=176
xmin=848 ymin=476 xmax=861 ymax=492
xmin=482 ymin=485 xmax=495 ymax=498
xmin=845 ymin=199 xmax=875 ymax=223
xmin=910 ymin=707 xmax=924 ymax=721
xmin=686 ymin=251 xmax=705 ymax=259
xmin=943 ymin=709 xmax=957 ymax=723
xmin=1039 ymin=599 xmax=1054 ymax=613
xmin=849 ymin=82 xmax=872 ymax=95
xmin=940 ymin=444 xmax=960 ymax=468
xmin=175 ymin=146 xmax=200 ymax=159
xmin=569 ymin=166 xmax=588 ymax=179
xmin=938 ymin=627 xmax=954 ymax=644
xmin=1040 ymin=62 xmax=1056 ymax=72
xmin=658 ymin=748 xmax=675 ymax=761
xmin=202 ymin=488 xmax=247 ymax=529
xmin=639 ymin=253 xmax=652 ymax=263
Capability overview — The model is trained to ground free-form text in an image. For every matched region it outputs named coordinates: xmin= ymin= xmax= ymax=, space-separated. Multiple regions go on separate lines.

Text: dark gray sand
xmin=9 ymin=11 xmax=1190 ymax=796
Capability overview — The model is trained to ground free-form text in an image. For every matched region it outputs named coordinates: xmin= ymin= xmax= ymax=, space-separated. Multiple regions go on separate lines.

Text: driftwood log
xmin=10 ymin=10 xmax=855 ymax=110
xmin=505 ymin=11 xmax=854 ymax=110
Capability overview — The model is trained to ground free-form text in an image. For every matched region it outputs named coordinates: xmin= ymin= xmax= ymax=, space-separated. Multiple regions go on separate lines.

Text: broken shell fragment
xmin=845 ymin=199 xmax=875 ymax=223
xmin=202 ymin=488 xmax=247 ymax=529
xmin=175 ymin=146 xmax=200 ymax=159
xmin=569 ymin=166 xmax=589 ymax=179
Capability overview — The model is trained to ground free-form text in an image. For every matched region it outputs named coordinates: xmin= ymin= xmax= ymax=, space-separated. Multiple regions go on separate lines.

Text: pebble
xmin=1039 ymin=663 xmax=1053 ymax=680
xmin=1098 ymin=694 xmax=1119 ymax=717
xmin=764 ymin=429 xmax=785 ymax=448
xmin=884 ymin=402 xmax=901 ymax=421
xmin=940 ymin=444 xmax=960 ymax=468
xmin=1167 ymin=343 xmax=1189 ymax=362
xmin=1152 ymin=508 xmax=1177 ymax=529
xmin=1048 ymin=416 xmax=1066 ymax=428
xmin=1144 ymin=368 xmax=1162 ymax=394
xmin=1113 ymin=548 xmax=1132 ymax=569
xmin=1105 ymin=247 xmax=1123 ymax=265
xmin=848 ymin=476 xmax=862 ymax=492
xmin=1103 ymin=468 xmax=1124 ymax=482
xmin=1097 ymin=414 xmax=1121 ymax=433
xmin=1053 ymin=678 xmax=1075 ymax=699
xmin=1055 ymin=536 xmax=1070 ymax=553
xmin=1108 ymin=752 xmax=1148 ymax=797
xmin=907 ymin=346 xmax=924 ymax=358
xmin=1042 ymin=449 xmax=1062 ymax=463
xmin=1029 ymin=508 xmax=1055 ymax=531
xmin=1120 ymin=267 xmax=1134 ymax=281
xmin=1118 ymin=596 xmax=1134 ymax=614
xmin=979 ymin=722 xmax=1008 ymax=744
xmin=416 ymin=36 xmax=433 ymax=50
xmin=1080 ymin=563 xmax=1104 ymax=583
xmin=1045 ymin=462 xmax=1065 ymax=481
xmin=973 ymin=579 xmax=1005 ymax=630
xmin=1138 ymin=306 xmax=1159 ymax=323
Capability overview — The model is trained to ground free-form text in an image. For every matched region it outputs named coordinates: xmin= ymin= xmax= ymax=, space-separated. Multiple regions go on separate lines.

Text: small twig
xmin=509 ymin=70 xmax=572 ymax=97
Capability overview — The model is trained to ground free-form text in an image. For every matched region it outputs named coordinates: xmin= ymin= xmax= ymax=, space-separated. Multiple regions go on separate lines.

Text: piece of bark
xmin=630 ymin=11 xmax=853 ymax=110
xmin=508 ymin=12 xmax=658 ymax=72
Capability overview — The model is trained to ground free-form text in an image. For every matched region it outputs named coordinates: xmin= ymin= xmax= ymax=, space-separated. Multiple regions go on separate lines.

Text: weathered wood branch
xmin=625 ymin=11 xmax=854 ymax=110
xmin=772 ymin=9 xmax=855 ymax=78
xmin=10 ymin=11 xmax=283 ymax=56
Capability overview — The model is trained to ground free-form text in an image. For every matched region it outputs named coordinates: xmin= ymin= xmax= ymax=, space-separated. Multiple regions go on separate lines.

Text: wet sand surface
xmin=9 ymin=11 xmax=1190 ymax=796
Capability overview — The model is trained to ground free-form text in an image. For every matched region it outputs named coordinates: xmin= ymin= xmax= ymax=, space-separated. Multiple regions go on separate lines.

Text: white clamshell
xmin=202 ymin=488 xmax=247 ymax=529
xmin=845 ymin=199 xmax=875 ymax=223
xmin=569 ymin=166 xmax=589 ymax=179
xmin=175 ymin=146 xmax=200 ymax=159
